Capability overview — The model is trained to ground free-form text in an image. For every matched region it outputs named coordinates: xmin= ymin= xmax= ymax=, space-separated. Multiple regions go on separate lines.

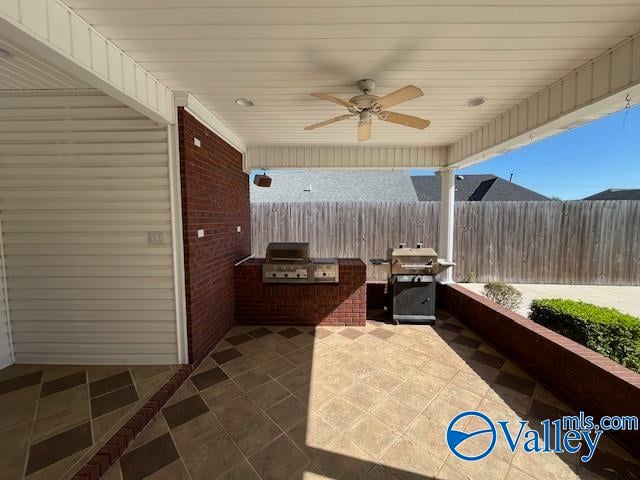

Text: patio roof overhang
xmin=1 ymin=2 xmax=639 ymax=171
xmin=1 ymin=1 xmax=640 ymax=284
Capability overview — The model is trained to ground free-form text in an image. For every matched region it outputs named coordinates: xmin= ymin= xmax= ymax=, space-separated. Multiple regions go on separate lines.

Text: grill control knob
xmin=272 ymin=273 xmax=276 ymax=277
xmin=284 ymin=273 xmax=288 ymax=277
xmin=322 ymin=272 xmax=327 ymax=276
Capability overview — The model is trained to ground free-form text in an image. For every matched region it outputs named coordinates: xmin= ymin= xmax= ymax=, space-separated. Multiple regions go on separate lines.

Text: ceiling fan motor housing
xmin=357 ymin=79 xmax=376 ymax=93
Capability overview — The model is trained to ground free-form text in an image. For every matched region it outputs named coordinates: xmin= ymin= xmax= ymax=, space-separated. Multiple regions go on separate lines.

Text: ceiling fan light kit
xmin=305 ymin=79 xmax=430 ymax=141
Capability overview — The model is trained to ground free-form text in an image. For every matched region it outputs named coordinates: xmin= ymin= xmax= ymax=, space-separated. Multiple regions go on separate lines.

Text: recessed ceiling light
xmin=234 ymin=97 xmax=255 ymax=107
xmin=465 ymin=96 xmax=487 ymax=107
xmin=0 ymin=48 xmax=10 ymax=58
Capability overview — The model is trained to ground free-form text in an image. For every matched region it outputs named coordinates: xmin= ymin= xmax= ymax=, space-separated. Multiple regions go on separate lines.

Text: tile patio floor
xmin=0 ymin=363 xmax=177 ymax=479
xmin=102 ymin=311 xmax=639 ymax=480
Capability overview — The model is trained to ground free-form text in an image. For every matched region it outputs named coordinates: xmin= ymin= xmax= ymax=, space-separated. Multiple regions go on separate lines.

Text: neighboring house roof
xmin=250 ymin=170 xmax=419 ymax=202
xmin=411 ymin=174 xmax=549 ymax=201
xmin=583 ymin=189 xmax=640 ymax=200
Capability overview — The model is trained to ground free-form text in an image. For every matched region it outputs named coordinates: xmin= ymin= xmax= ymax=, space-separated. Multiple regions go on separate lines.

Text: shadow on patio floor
xmin=102 ymin=307 xmax=639 ymax=480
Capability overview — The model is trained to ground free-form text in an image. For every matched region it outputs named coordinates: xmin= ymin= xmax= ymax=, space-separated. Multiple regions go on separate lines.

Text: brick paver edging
xmin=437 ymin=282 xmax=640 ymax=456
xmin=71 ymin=365 xmax=195 ymax=480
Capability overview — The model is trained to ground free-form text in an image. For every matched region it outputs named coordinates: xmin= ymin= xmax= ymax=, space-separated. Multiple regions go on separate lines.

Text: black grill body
xmin=390 ymin=274 xmax=436 ymax=324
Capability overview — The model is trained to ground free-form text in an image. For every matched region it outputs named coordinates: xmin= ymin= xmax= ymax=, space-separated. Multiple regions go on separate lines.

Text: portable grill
xmin=371 ymin=243 xmax=454 ymax=324
xmin=262 ymin=242 xmax=339 ymax=284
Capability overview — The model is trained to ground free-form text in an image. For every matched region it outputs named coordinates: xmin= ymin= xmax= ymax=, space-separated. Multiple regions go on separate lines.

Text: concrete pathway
xmin=460 ymin=283 xmax=640 ymax=318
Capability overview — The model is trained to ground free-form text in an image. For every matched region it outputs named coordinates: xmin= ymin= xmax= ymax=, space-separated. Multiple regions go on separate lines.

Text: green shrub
xmin=483 ymin=282 xmax=522 ymax=309
xmin=530 ymin=299 xmax=640 ymax=373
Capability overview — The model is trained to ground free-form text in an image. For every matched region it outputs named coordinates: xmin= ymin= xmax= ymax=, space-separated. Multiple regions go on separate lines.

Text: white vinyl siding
xmin=0 ymin=90 xmax=178 ymax=364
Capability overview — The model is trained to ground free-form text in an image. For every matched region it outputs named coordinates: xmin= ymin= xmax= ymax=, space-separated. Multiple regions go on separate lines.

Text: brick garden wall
xmin=438 ymin=283 xmax=640 ymax=455
xmin=178 ymin=108 xmax=251 ymax=363
xmin=235 ymin=259 xmax=366 ymax=326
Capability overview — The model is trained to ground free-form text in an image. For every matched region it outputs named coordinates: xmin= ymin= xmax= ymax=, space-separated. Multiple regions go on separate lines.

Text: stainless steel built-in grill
xmin=372 ymin=244 xmax=454 ymax=324
xmin=262 ymin=242 xmax=339 ymax=284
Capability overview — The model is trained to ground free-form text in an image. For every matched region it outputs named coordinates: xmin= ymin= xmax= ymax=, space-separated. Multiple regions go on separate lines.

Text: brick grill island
xmin=235 ymin=258 xmax=366 ymax=326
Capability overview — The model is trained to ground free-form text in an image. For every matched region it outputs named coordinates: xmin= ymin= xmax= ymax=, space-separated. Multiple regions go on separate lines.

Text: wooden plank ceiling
xmin=66 ymin=0 xmax=640 ymax=146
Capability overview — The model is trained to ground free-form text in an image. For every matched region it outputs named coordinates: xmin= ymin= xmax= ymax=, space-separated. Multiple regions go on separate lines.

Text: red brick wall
xmin=178 ymin=108 xmax=251 ymax=363
xmin=438 ymin=283 xmax=640 ymax=455
xmin=235 ymin=259 xmax=366 ymax=326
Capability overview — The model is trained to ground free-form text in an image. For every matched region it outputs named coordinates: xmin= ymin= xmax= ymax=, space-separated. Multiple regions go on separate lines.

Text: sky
xmin=411 ymin=104 xmax=640 ymax=200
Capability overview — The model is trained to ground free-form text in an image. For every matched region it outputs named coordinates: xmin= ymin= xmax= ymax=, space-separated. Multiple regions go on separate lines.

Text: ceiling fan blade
xmin=310 ymin=93 xmax=354 ymax=108
xmin=378 ymin=111 xmax=431 ymax=129
xmin=358 ymin=121 xmax=371 ymax=142
xmin=304 ymin=114 xmax=354 ymax=131
xmin=374 ymin=85 xmax=423 ymax=110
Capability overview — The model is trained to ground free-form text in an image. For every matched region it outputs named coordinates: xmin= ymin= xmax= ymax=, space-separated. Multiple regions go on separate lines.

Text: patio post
xmin=438 ymin=167 xmax=455 ymax=283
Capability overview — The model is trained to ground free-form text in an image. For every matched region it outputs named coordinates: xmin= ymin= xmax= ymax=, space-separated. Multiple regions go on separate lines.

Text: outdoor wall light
xmin=254 ymin=172 xmax=272 ymax=188
xmin=234 ymin=97 xmax=255 ymax=107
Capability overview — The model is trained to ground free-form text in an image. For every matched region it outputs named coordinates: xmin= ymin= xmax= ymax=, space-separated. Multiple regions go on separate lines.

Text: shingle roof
xmin=250 ymin=170 xmax=419 ymax=202
xmin=583 ymin=189 xmax=640 ymax=200
xmin=411 ymin=174 xmax=549 ymax=201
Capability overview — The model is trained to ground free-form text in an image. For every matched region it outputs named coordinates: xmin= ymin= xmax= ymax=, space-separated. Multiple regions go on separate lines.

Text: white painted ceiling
xmin=0 ymin=35 xmax=88 ymax=90
xmin=65 ymin=0 xmax=640 ymax=146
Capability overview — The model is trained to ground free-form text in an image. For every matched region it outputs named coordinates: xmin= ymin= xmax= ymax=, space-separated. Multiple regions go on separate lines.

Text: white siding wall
xmin=0 ymin=219 xmax=12 ymax=369
xmin=0 ymin=90 xmax=178 ymax=364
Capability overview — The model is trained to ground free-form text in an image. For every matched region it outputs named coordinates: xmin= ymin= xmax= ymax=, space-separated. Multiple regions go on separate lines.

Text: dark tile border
xmin=71 ymin=365 xmax=194 ymax=480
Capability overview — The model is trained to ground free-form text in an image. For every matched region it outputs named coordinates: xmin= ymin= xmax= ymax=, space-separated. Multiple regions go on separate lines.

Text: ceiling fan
xmin=304 ymin=79 xmax=430 ymax=141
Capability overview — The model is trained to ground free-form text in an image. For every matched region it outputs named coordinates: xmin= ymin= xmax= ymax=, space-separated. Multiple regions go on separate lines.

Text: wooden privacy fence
xmin=251 ymin=201 xmax=640 ymax=285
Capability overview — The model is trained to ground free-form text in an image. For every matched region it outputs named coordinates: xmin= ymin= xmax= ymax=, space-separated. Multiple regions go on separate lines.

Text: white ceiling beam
xmin=0 ymin=0 xmax=174 ymax=124
xmin=448 ymin=32 xmax=640 ymax=168
xmin=175 ymin=92 xmax=247 ymax=156
xmin=245 ymin=145 xmax=448 ymax=170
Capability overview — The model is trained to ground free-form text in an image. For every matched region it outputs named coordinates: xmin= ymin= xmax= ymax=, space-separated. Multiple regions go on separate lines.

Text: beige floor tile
xmin=36 ymin=383 xmax=88 ymax=419
xmin=364 ymin=370 xmax=404 ymax=392
xmin=435 ymin=383 xmax=484 ymax=411
xmin=273 ymin=341 xmax=302 ymax=356
xmin=389 ymin=380 xmax=439 ymax=411
xmin=266 ymin=395 xmax=307 ymax=432
xmin=183 ymin=432 xmax=244 ymax=480
xmin=371 ymin=397 xmax=421 ymax=433
xmin=403 ymin=414 xmax=450 ymax=460
xmin=32 ymin=400 xmax=91 ymax=443
xmin=505 ymin=465 xmax=537 ymax=480
xmin=226 ymin=411 xmax=282 ymax=457
xmin=294 ymin=383 xmax=335 ymax=413
xmin=320 ymin=369 xmax=359 ymax=393
xmin=146 ymin=458 xmax=190 ymax=480
xmin=318 ymin=396 xmax=366 ymax=432
xmin=86 ymin=366 xmax=128 ymax=382
xmin=449 ymin=369 xmax=492 ymax=397
xmin=199 ymin=378 xmax=243 ymax=407
xmin=277 ymin=368 xmax=311 ymax=393
xmin=171 ymin=411 xmax=225 ymax=456
xmin=218 ymin=460 xmax=261 ymax=480
xmin=0 ymin=385 xmax=39 ymax=431
xmin=288 ymin=413 xmax=340 ymax=458
xmin=247 ymin=380 xmax=290 ymax=409
xmin=314 ymin=434 xmax=375 ymax=479
xmin=211 ymin=394 xmax=262 ymax=432
xmin=422 ymin=397 xmax=470 ymax=428
xmin=136 ymin=372 xmax=170 ymax=399
xmin=249 ymin=434 xmax=309 ymax=480
xmin=381 ymin=436 xmax=443 ymax=480
xmin=286 ymin=346 xmax=314 ymax=366
xmin=261 ymin=356 xmax=296 ymax=378
xmin=0 ymin=421 xmax=31 ymax=480
xmin=165 ymin=380 xmax=199 ymax=407
xmin=234 ymin=367 xmax=272 ymax=392
xmin=220 ymin=356 xmax=258 ymax=377
xmin=130 ymin=365 xmax=173 ymax=384
xmin=346 ymin=415 xmax=399 ymax=459
xmin=511 ymin=450 xmax=579 ymax=480
xmin=363 ymin=464 xmax=402 ymax=480
xmin=342 ymin=382 xmax=388 ymax=412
